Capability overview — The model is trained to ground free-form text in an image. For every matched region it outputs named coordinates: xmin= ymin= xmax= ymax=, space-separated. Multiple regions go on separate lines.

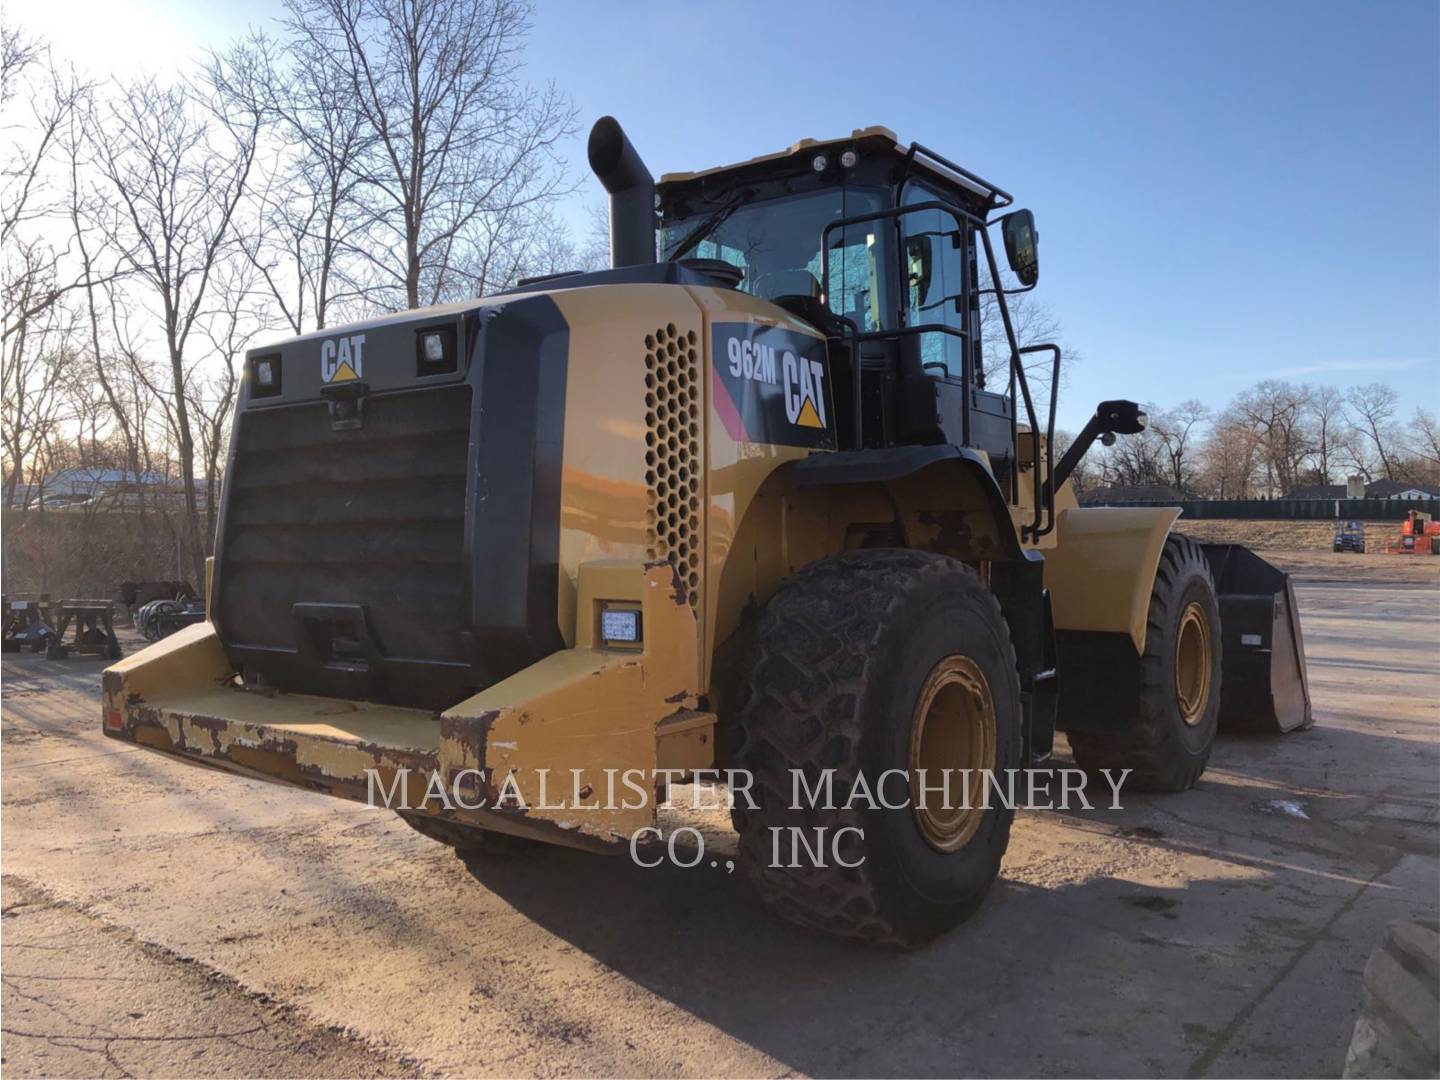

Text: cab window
xmin=900 ymin=183 xmax=967 ymax=377
xmin=661 ymin=187 xmax=892 ymax=332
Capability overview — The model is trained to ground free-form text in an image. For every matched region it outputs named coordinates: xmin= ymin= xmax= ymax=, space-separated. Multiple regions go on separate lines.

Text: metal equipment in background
xmin=2 ymin=597 xmax=54 ymax=653
xmin=1384 ymin=509 xmax=1440 ymax=555
xmin=136 ymin=597 xmax=206 ymax=642
xmin=47 ymin=600 xmax=123 ymax=661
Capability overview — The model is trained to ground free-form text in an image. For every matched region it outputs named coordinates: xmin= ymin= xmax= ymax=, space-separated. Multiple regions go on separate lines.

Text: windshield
xmin=660 ymin=187 xmax=891 ymax=331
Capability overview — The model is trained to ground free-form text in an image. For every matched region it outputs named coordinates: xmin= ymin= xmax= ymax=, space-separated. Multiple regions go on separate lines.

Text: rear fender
xmin=786 ymin=445 xmax=1026 ymax=563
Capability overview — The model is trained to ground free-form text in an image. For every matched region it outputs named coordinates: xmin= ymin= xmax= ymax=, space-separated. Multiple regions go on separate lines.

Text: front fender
xmin=1044 ymin=506 xmax=1180 ymax=653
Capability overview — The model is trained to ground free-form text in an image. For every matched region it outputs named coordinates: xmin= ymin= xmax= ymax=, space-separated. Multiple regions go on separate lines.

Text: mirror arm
xmin=1050 ymin=399 xmax=1148 ymax=496
xmin=976 ymin=281 xmax=1038 ymax=297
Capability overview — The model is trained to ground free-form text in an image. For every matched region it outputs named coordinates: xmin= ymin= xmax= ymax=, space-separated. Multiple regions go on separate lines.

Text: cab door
xmin=895 ymin=182 xmax=978 ymax=447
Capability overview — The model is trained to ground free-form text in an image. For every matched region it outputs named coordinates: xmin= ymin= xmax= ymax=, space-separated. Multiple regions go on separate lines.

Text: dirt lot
xmin=3 ymin=571 xmax=1438 ymax=1078
xmin=1173 ymin=519 xmax=1440 ymax=585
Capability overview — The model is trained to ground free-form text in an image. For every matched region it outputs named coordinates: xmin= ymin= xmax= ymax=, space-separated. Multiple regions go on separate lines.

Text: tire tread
xmin=731 ymin=549 xmax=1018 ymax=946
xmin=1069 ymin=534 xmax=1220 ymax=792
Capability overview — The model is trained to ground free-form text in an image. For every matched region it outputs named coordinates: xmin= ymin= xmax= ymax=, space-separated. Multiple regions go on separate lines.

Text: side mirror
xmin=1001 ymin=209 xmax=1039 ymax=287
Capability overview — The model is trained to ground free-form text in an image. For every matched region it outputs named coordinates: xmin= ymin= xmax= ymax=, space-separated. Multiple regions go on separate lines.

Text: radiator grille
xmin=643 ymin=323 xmax=702 ymax=605
xmin=217 ymin=386 xmax=472 ymax=667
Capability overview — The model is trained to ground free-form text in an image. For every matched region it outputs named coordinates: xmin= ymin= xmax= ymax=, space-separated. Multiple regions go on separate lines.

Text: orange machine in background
xmin=1384 ymin=510 xmax=1440 ymax=555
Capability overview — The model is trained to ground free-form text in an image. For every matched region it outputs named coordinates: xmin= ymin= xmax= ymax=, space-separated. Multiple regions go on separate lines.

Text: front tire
xmin=730 ymin=549 xmax=1021 ymax=947
xmin=1069 ymin=534 xmax=1222 ymax=792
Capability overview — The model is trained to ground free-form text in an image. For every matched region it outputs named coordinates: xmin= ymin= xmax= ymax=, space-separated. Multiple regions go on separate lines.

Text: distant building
xmin=1282 ymin=478 xmax=1440 ymax=501
xmin=8 ymin=469 xmax=207 ymax=511
xmin=1378 ymin=483 xmax=1440 ymax=501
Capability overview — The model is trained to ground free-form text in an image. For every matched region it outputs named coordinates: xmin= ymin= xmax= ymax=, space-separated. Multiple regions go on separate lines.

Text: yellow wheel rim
xmin=1176 ymin=601 xmax=1212 ymax=726
xmin=907 ymin=655 xmax=997 ymax=852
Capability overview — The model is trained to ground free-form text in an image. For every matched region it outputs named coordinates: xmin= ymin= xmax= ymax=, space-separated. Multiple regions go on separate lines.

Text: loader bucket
xmin=1199 ymin=544 xmax=1313 ymax=734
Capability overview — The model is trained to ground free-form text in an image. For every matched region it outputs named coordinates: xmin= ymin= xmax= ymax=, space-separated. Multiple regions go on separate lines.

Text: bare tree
xmin=1394 ymin=407 xmax=1440 ymax=488
xmin=1304 ymin=383 xmax=1347 ymax=486
xmin=192 ymin=256 xmax=266 ymax=539
xmin=1234 ymin=380 xmax=1313 ymax=496
xmin=281 ymin=0 xmax=576 ymax=310
xmin=1 ymin=23 xmax=41 ymax=100
xmin=210 ymin=32 xmax=371 ymax=333
xmin=88 ymin=74 xmax=260 ymax=583
xmin=977 ymin=274 xmax=1078 ymax=415
xmin=2 ymin=36 xmax=89 ymax=505
xmin=2 ymin=298 xmax=74 ymax=506
xmin=1051 ymin=428 xmax=1106 ymax=496
xmin=56 ymin=73 xmax=160 ymax=525
xmin=1150 ymin=399 xmax=1210 ymax=494
xmin=1195 ymin=406 xmax=1262 ymax=498
xmin=579 ymin=201 xmax=611 ymax=272
xmin=1410 ymin=408 xmax=1440 ymax=470
xmin=1100 ymin=403 xmax=1168 ymax=489
xmin=1347 ymin=382 xmax=1401 ymax=481
xmin=1 ymin=31 xmax=83 ymax=242
xmin=1333 ymin=422 xmax=1377 ymax=485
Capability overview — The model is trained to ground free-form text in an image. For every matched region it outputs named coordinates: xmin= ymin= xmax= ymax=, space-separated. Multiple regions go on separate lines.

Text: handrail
xmin=816 ymin=199 xmax=1057 ymax=542
xmin=976 ymin=226 xmax=1047 ymax=540
xmin=820 ymin=199 xmax=987 ymax=243
xmin=1018 ymin=344 xmax=1061 ymax=538
xmin=908 ymin=143 xmax=1014 ymax=209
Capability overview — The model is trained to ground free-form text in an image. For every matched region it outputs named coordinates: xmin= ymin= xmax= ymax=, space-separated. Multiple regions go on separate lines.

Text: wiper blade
xmin=664 ymin=188 xmax=756 ymax=262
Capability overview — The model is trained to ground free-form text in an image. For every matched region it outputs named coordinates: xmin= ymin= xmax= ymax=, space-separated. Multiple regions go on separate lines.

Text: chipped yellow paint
xmin=102 ymin=621 xmax=232 ymax=716
xmin=104 ymin=562 xmax=711 ymax=850
xmin=442 ymin=560 xmax=708 ymax=843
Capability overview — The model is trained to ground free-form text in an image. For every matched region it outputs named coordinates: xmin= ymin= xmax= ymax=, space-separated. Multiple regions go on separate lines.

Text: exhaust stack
xmin=588 ymin=116 xmax=656 ymax=268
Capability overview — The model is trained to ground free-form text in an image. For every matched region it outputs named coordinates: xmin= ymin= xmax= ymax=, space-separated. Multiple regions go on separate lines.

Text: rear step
xmin=1200 ymin=543 xmax=1312 ymax=734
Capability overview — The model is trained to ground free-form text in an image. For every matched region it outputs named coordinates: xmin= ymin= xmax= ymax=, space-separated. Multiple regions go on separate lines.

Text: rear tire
xmin=396 ymin=811 xmax=538 ymax=859
xmin=730 ymin=549 xmax=1021 ymax=947
xmin=1069 ymin=534 xmax=1221 ymax=792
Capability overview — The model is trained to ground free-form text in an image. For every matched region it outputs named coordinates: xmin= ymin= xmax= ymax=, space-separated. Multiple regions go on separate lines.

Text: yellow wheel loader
xmin=101 ymin=118 xmax=1311 ymax=946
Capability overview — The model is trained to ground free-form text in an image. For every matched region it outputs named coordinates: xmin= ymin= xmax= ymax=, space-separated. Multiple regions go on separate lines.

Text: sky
xmin=10 ymin=0 xmax=1439 ymax=433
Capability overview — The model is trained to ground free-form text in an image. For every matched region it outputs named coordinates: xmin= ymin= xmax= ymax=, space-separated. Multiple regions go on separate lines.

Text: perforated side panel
xmin=643 ymin=323 xmax=703 ymax=607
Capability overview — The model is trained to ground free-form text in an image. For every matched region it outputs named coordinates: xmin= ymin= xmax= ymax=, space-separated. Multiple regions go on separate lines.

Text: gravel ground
xmin=2 ymin=576 xmax=1437 ymax=1077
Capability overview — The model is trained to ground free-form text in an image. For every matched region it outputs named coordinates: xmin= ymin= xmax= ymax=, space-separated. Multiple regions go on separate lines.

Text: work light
xmin=599 ymin=606 xmax=642 ymax=646
xmin=415 ymin=325 xmax=457 ymax=375
xmin=250 ymin=353 xmax=281 ymax=398
xmin=811 ymin=153 xmax=829 ymax=173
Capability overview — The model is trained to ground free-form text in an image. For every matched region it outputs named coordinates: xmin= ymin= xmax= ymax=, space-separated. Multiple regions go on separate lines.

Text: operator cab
xmin=656 ymin=126 xmax=1046 ymax=494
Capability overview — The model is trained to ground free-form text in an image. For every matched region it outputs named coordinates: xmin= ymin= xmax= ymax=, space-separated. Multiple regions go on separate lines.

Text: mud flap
xmin=1200 ymin=544 xmax=1312 ymax=733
